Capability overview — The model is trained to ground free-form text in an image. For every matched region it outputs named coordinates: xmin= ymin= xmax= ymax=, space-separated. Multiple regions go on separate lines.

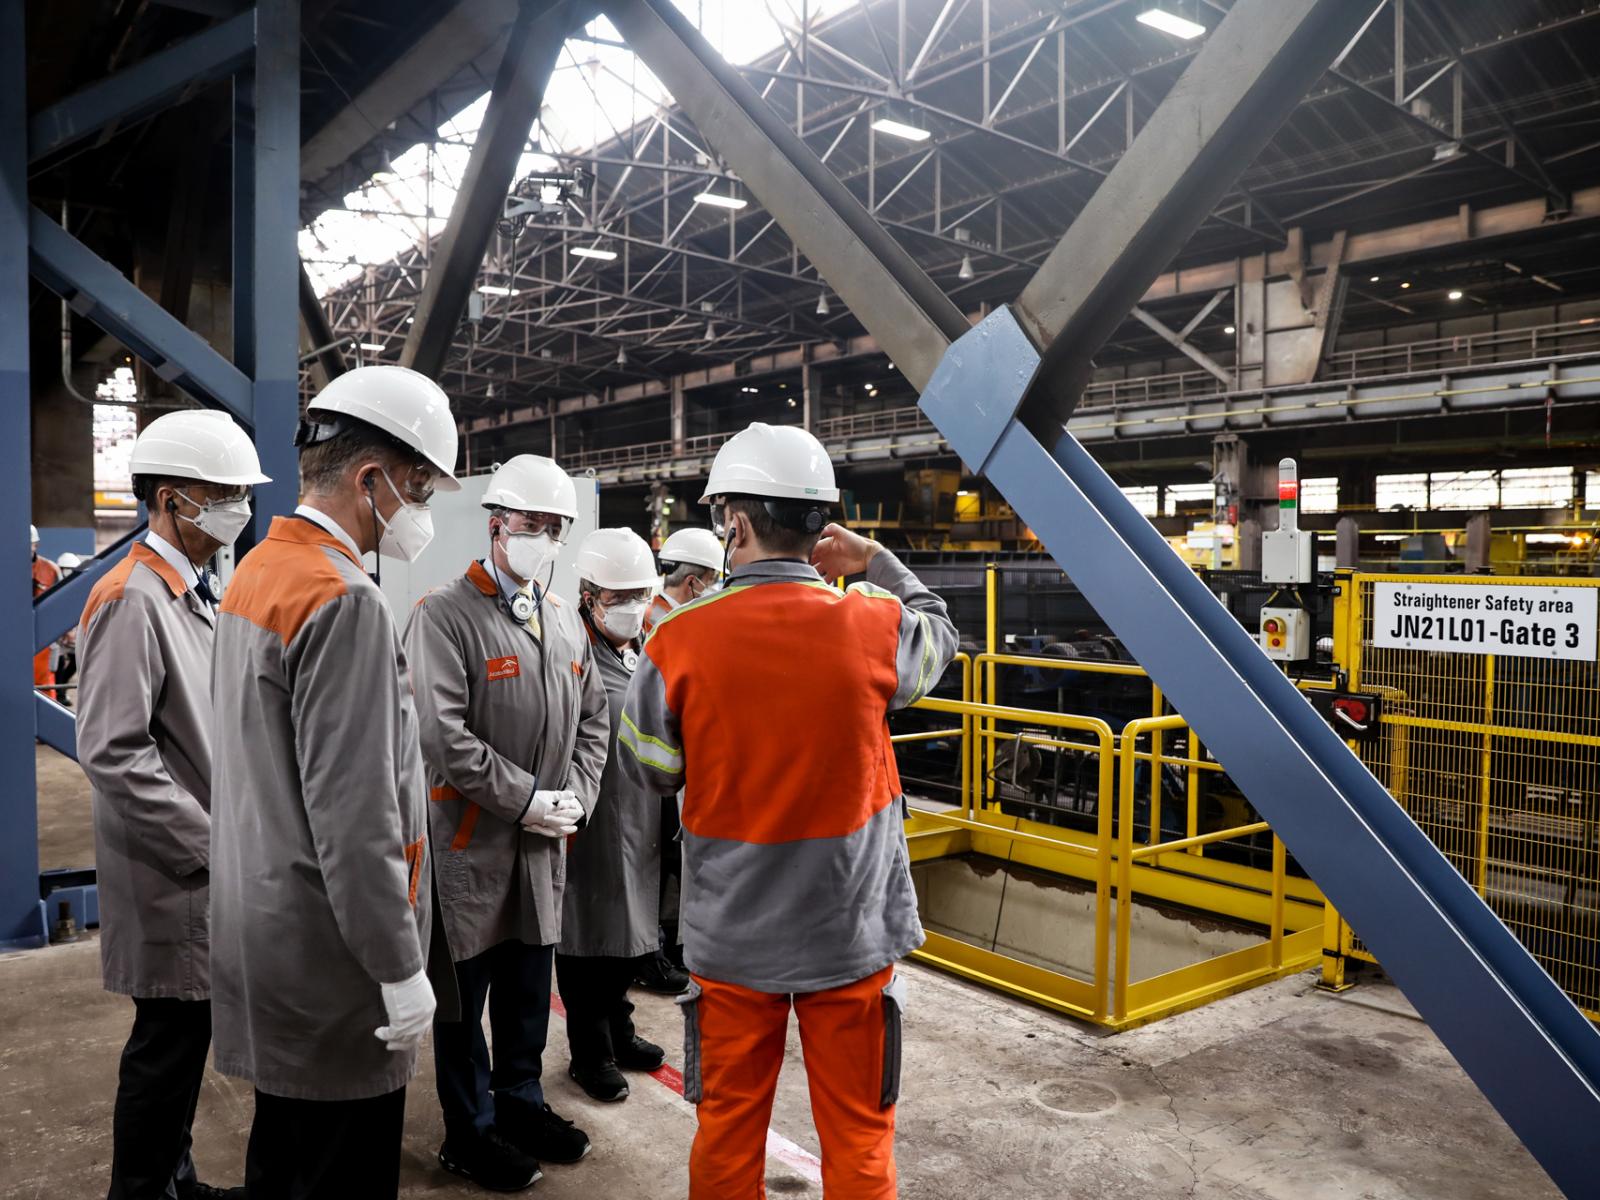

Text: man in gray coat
xmin=77 ymin=409 xmax=268 ymax=1200
xmin=404 ymin=453 xmax=608 ymax=1192
xmin=210 ymin=366 xmax=459 ymax=1200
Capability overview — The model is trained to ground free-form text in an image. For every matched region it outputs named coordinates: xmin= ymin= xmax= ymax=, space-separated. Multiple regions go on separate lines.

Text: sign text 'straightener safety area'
xmin=1372 ymin=581 xmax=1598 ymax=661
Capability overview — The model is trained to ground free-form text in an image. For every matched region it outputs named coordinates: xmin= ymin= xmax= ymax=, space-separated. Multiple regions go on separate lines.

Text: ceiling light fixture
xmin=704 ymin=320 xmax=716 ymax=341
xmin=1224 ymin=324 xmax=1236 ymax=335
xmin=694 ymin=191 xmax=748 ymax=210
xmin=1135 ymin=8 xmax=1206 ymax=39
xmin=477 ymin=284 xmax=519 ymax=296
xmin=1447 ymin=289 xmax=1463 ymax=300
xmin=871 ymin=117 xmax=931 ymax=142
xmin=357 ymin=342 xmax=385 ymax=352
xmin=1400 ymin=281 xmax=1411 ymax=289
xmin=816 ymin=291 xmax=830 ymax=316
xmin=616 ymin=346 xmax=628 ymax=365
xmin=1369 ymin=275 xmax=1380 ymax=283
xmin=572 ymin=245 xmax=618 ymax=261
xmin=958 ymin=254 xmax=974 ymax=281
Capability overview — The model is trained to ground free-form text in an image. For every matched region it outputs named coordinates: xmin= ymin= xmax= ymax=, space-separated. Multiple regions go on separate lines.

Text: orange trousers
xmin=33 ymin=648 xmax=54 ymax=702
xmin=687 ymin=965 xmax=899 ymax=1200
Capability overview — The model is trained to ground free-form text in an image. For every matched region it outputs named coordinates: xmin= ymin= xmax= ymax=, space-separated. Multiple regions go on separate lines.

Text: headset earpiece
xmin=164 ymin=496 xmax=177 ymax=513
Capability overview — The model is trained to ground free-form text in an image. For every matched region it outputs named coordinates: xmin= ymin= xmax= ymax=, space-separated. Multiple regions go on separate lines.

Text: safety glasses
xmin=599 ymin=587 xmax=652 ymax=606
xmin=504 ymin=510 xmax=573 ymax=542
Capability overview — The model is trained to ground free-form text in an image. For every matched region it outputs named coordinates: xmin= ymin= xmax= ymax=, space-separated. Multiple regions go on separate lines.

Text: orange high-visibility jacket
xmin=619 ymin=552 xmax=958 ymax=994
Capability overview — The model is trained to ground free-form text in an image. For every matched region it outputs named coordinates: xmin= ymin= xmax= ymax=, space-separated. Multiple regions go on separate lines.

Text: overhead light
xmin=1369 ymin=275 xmax=1380 ymax=283
xmin=616 ymin=346 xmax=628 ymax=365
xmin=694 ymin=192 xmax=747 ymax=210
xmin=357 ymin=342 xmax=385 ymax=352
xmin=478 ymin=284 xmax=519 ymax=296
xmin=740 ymin=385 xmax=759 ymax=394
xmin=486 ymin=382 xmax=496 ymax=399
xmin=372 ymin=148 xmax=397 ymax=183
xmin=816 ymin=291 xmax=830 ymax=316
xmin=572 ymin=246 xmax=618 ymax=261
xmin=1432 ymin=141 xmax=1461 ymax=162
xmin=704 ymin=320 xmax=716 ymax=341
xmin=1224 ymin=325 xmax=1236 ymax=335
xmin=956 ymin=490 xmax=970 ymax=497
xmin=1135 ymin=9 xmax=1206 ymax=39
xmin=405 ymin=315 xmax=415 ymax=324
xmin=867 ymin=387 xmax=878 ymax=397
xmin=871 ymin=118 xmax=931 ymax=142
xmin=1448 ymin=289 xmax=1463 ymax=300
xmin=786 ymin=397 xmax=797 ymax=408
xmin=1400 ymin=281 xmax=1411 ymax=289
xmin=958 ymin=254 xmax=974 ymax=281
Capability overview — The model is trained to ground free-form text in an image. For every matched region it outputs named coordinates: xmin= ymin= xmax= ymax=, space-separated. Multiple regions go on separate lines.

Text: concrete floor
xmin=11 ymin=746 xmax=1556 ymax=1198
xmin=0 ymin=938 xmax=1555 ymax=1200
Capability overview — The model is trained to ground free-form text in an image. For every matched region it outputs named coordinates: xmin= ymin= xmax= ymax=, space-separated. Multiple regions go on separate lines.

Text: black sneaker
xmin=569 ymin=1059 xmax=630 ymax=1102
xmin=501 ymin=1102 xmax=592 ymax=1165
xmin=615 ymin=1035 xmax=666 ymax=1073
xmin=634 ymin=950 xmax=691 ymax=995
xmin=439 ymin=1129 xmax=542 ymax=1192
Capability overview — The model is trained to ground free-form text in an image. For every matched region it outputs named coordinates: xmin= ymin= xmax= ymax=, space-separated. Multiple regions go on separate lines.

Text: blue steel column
xmin=1 ymin=0 xmax=44 ymax=948
xmin=234 ymin=0 xmax=301 ymax=548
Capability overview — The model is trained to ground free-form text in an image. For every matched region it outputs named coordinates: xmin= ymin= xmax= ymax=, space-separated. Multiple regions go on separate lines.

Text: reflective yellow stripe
xmin=618 ymin=724 xmax=682 ymax=773
xmin=620 ymin=712 xmax=682 ymax=762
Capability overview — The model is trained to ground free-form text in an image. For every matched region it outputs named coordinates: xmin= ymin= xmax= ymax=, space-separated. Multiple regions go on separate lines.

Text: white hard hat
xmin=307 ymin=365 xmax=460 ymax=491
xmin=29 ymin=524 xmax=38 ymax=544
xmin=700 ymin=422 xmax=839 ymax=503
xmin=575 ymin=527 xmax=658 ymax=591
xmin=58 ymin=552 xmax=84 ymax=572
xmin=130 ymin=409 xmax=272 ymax=486
xmin=482 ymin=454 xmax=577 ymax=519
xmin=658 ymin=527 xmax=724 ymax=573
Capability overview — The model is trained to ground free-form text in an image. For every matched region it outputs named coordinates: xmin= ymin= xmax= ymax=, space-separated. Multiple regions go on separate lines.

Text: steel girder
xmin=7 ymin=4 xmax=301 ymax=946
xmin=607 ymin=0 xmax=1600 ymax=1192
xmin=401 ymin=0 xmax=592 ymax=380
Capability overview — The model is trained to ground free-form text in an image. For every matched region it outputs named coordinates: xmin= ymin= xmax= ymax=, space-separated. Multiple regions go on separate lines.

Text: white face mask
xmin=599 ymin=599 xmax=648 ymax=641
xmin=176 ymin=490 xmax=252 ymax=547
xmin=504 ymin=530 xmax=559 ymax=582
xmin=375 ymin=470 xmax=435 ymax=562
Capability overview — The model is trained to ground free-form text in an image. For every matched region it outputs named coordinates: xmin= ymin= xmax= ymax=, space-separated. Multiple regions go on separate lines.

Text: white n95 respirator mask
xmin=375 ymin=471 xmax=435 ymax=562
xmin=505 ymin=531 xmax=559 ymax=582
xmin=177 ymin=491 xmax=252 ymax=547
xmin=600 ymin=599 xmax=648 ymax=641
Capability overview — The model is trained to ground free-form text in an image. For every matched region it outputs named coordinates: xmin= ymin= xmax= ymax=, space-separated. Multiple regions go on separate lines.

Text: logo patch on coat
xmin=487 ymin=655 xmax=520 ymax=680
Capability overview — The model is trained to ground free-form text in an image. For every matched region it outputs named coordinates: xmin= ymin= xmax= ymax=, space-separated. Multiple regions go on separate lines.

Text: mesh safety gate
xmin=1327 ymin=574 xmax=1600 ymax=1016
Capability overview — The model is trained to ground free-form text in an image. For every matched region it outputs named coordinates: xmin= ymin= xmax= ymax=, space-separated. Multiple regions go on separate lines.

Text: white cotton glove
xmin=374 ymin=968 xmax=436 ymax=1051
xmin=522 ymin=789 xmax=582 ymax=838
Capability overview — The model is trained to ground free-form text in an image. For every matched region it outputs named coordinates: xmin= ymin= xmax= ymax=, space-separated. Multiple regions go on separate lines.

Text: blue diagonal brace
xmin=28 ymin=9 xmax=257 ymax=165
xmin=34 ymin=524 xmax=145 ymax=652
xmin=35 ymin=692 xmax=76 ymax=762
xmin=28 ymin=207 xmax=252 ymax=422
xmin=921 ymin=306 xmax=1600 ymax=1199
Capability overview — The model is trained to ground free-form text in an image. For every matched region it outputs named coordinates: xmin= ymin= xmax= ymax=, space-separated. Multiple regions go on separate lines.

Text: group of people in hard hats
xmin=69 ymin=364 xmax=957 ymax=1200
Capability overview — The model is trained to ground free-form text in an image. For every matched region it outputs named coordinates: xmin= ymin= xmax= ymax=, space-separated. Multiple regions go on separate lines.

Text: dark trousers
xmin=660 ymin=795 xmax=684 ymax=965
xmin=107 ymin=996 xmax=211 ymax=1200
xmin=244 ymin=1086 xmax=405 ymax=1200
xmin=434 ymin=939 xmax=553 ymax=1139
xmin=555 ymin=953 xmax=640 ymax=1068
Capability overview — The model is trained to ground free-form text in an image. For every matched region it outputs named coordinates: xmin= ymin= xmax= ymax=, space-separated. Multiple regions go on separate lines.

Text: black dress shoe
xmin=439 ymin=1128 xmax=542 ymax=1192
xmin=188 ymin=1187 xmax=246 ymax=1200
xmin=501 ymin=1102 xmax=592 ymax=1164
xmin=569 ymin=1059 xmax=630 ymax=1102
xmin=633 ymin=950 xmax=691 ymax=995
xmin=615 ymin=1035 xmax=666 ymax=1073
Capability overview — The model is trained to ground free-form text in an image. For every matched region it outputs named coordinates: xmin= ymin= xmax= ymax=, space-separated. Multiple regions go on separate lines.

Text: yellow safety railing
xmin=1323 ymin=572 xmax=1600 ymax=1019
xmin=899 ymin=688 xmax=1323 ymax=1029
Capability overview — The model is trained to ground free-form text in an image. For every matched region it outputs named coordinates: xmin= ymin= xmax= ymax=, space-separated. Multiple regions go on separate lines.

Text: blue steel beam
xmin=920 ymin=311 xmax=1600 ymax=1196
xmin=27 ymin=8 xmax=256 ymax=166
xmin=232 ymin=0 xmax=301 ymax=545
xmin=33 ymin=525 xmax=146 ymax=651
xmin=0 ymin=0 xmax=44 ymax=950
xmin=28 ymin=208 xmax=253 ymax=421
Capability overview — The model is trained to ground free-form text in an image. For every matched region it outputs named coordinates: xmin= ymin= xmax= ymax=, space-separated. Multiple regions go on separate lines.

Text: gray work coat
xmin=76 ymin=541 xmax=214 ymax=1001
xmin=558 ymin=619 xmax=662 ymax=960
xmin=403 ymin=561 xmax=609 ymax=961
xmin=210 ymin=517 xmax=435 ymax=1102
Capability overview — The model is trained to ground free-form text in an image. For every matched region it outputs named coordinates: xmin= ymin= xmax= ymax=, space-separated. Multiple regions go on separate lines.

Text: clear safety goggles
xmin=709 ymin=499 xmax=730 ymax=539
xmin=393 ymin=462 xmax=440 ymax=506
xmin=597 ymin=587 xmax=652 ymax=606
xmin=503 ymin=509 xmax=573 ymax=543
xmin=178 ymin=484 xmax=252 ymax=506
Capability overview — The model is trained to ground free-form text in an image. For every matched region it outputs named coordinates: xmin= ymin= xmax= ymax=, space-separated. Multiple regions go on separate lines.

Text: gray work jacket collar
xmin=726 ymin=558 xmax=825 ymax=587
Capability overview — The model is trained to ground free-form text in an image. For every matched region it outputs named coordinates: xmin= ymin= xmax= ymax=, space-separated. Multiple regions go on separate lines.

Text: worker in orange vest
xmin=619 ymin=423 xmax=958 ymax=1199
xmin=31 ymin=525 xmax=62 ymax=700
